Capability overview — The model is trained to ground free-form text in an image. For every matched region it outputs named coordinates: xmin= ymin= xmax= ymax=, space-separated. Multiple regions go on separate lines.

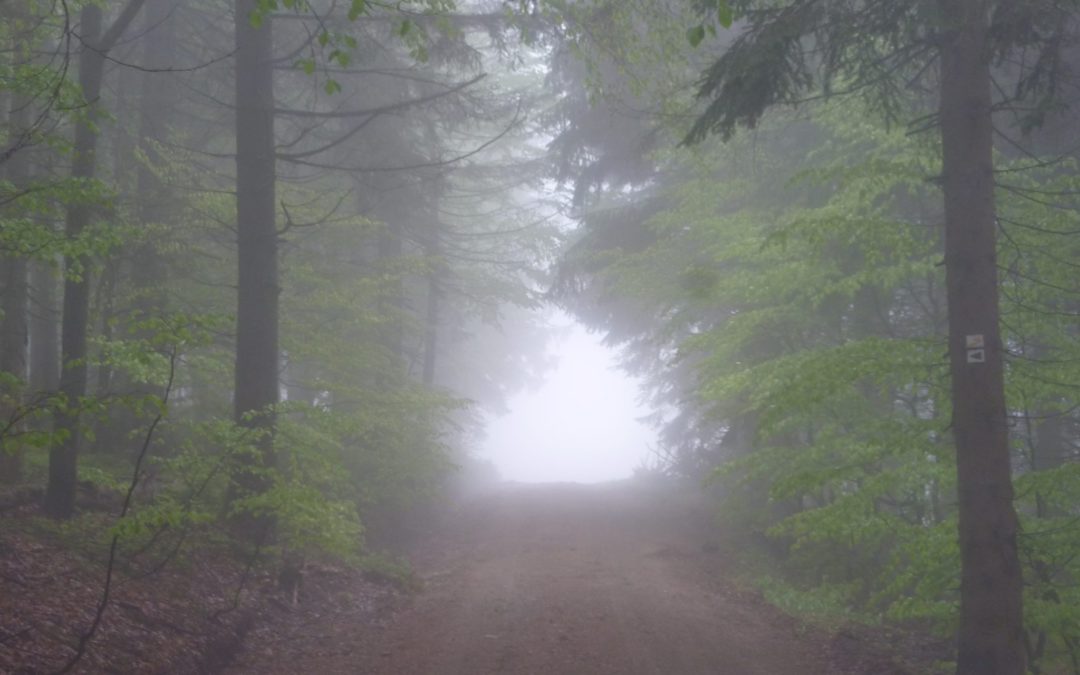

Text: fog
xmin=482 ymin=313 xmax=656 ymax=484
xmin=4 ymin=0 xmax=1076 ymax=671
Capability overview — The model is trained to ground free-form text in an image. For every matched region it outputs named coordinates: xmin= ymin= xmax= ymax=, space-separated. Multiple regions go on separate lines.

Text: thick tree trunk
xmin=231 ymin=0 xmax=278 ymax=521
xmin=29 ymin=262 xmax=60 ymax=393
xmin=93 ymin=263 xmax=118 ymax=397
xmin=45 ymin=4 xmax=106 ymax=518
xmin=1 ymin=0 xmax=32 ymax=484
xmin=45 ymin=0 xmax=146 ymax=518
xmin=1 ymin=257 xmax=29 ymax=484
xmin=938 ymin=0 xmax=1024 ymax=672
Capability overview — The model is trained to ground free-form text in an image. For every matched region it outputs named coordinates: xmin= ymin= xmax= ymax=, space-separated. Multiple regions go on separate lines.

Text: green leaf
xmin=687 ymin=24 xmax=706 ymax=48
xmin=324 ymin=79 xmax=342 ymax=95
xmin=347 ymin=0 xmax=367 ymax=21
xmin=318 ymin=31 xmax=330 ymax=47
xmin=716 ymin=1 xmax=734 ymax=28
xmin=250 ymin=0 xmax=276 ymax=26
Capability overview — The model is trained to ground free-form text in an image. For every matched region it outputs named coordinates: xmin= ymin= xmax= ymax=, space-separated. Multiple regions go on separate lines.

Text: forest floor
xmin=1 ymin=481 xmax=945 ymax=674
xmin=0 ymin=494 xmax=399 ymax=674
xmin=229 ymin=481 xmax=943 ymax=675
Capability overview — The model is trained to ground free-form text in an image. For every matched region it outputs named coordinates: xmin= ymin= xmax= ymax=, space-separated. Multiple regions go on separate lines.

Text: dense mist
xmin=2 ymin=0 xmax=1079 ymax=672
xmin=483 ymin=312 xmax=656 ymax=483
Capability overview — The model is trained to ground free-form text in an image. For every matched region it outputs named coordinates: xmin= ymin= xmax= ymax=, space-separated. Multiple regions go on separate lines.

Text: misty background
xmin=482 ymin=311 xmax=656 ymax=483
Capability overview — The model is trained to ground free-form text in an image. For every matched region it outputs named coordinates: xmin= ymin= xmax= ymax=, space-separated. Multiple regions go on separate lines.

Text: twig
xmin=134 ymin=528 xmax=188 ymax=579
xmin=51 ymin=347 xmax=178 ymax=675
xmin=210 ymin=522 xmax=271 ymax=623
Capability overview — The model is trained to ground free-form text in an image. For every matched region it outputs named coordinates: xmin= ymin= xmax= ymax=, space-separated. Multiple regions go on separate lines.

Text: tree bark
xmin=231 ymin=0 xmax=278 ymax=521
xmin=938 ymin=0 xmax=1024 ymax=672
xmin=46 ymin=2 xmax=106 ymax=516
xmin=46 ymin=0 xmax=146 ymax=518
xmin=0 ymin=257 xmax=29 ymax=484
xmin=46 ymin=3 xmax=105 ymax=518
xmin=131 ymin=0 xmax=175 ymax=321
xmin=0 ymin=0 xmax=32 ymax=484
xmin=29 ymin=261 xmax=59 ymax=394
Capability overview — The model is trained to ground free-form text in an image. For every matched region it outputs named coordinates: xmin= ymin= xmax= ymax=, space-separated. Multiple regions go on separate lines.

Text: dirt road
xmin=232 ymin=482 xmax=904 ymax=674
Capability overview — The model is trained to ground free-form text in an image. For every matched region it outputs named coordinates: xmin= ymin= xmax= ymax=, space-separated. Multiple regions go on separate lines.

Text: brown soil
xmin=231 ymin=482 xmax=914 ymax=675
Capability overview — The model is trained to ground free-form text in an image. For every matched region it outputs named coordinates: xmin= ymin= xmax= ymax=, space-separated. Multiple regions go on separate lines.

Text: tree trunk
xmin=93 ymin=262 xmax=118 ymax=398
xmin=0 ymin=258 xmax=29 ymax=484
xmin=29 ymin=261 xmax=59 ymax=394
xmin=46 ymin=4 xmax=105 ymax=518
xmin=230 ymin=0 xmax=278 ymax=523
xmin=46 ymin=0 xmax=146 ymax=518
xmin=938 ymin=0 xmax=1024 ymax=672
xmin=0 ymin=0 xmax=32 ymax=484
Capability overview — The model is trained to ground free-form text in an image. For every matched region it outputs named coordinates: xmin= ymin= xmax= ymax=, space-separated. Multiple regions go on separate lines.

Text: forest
xmin=1 ymin=0 xmax=1079 ymax=673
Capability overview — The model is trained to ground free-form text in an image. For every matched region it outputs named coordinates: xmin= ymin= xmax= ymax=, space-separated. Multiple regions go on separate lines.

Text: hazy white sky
xmin=482 ymin=314 xmax=657 ymax=483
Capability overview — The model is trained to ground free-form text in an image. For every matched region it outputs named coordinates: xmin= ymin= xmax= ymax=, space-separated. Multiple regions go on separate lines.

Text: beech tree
xmin=229 ymin=0 xmax=279 ymax=530
xmin=0 ymin=0 xmax=33 ymax=484
xmin=46 ymin=0 xmax=147 ymax=519
xmin=1 ymin=0 xmax=552 ymax=630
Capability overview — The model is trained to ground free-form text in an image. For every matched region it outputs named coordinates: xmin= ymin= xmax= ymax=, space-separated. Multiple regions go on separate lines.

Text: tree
xmin=677 ymin=0 xmax=1075 ymax=670
xmin=46 ymin=0 xmax=147 ymax=518
xmin=1 ymin=0 xmax=33 ymax=483
xmin=228 ymin=0 xmax=279 ymax=532
xmin=937 ymin=2 xmax=1023 ymax=671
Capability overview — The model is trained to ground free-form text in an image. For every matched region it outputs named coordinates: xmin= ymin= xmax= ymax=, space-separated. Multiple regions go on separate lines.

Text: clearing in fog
xmin=482 ymin=314 xmax=656 ymax=483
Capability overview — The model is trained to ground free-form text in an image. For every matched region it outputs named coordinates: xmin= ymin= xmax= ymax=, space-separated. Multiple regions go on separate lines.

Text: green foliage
xmin=686 ymin=24 xmax=706 ymax=48
xmin=79 ymin=464 xmax=129 ymax=496
xmin=686 ymin=1 xmax=733 ymax=49
xmin=758 ymin=576 xmax=868 ymax=628
xmin=678 ymin=106 xmax=962 ymax=630
xmin=0 ymin=176 xmax=114 ymax=265
xmin=360 ymin=551 xmax=420 ymax=591
xmin=0 ymin=5 xmax=552 ymax=662
xmin=557 ymin=69 xmax=1080 ymax=667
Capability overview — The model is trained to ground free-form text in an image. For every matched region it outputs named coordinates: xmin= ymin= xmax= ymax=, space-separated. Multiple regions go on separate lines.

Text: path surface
xmin=234 ymin=482 xmax=882 ymax=674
